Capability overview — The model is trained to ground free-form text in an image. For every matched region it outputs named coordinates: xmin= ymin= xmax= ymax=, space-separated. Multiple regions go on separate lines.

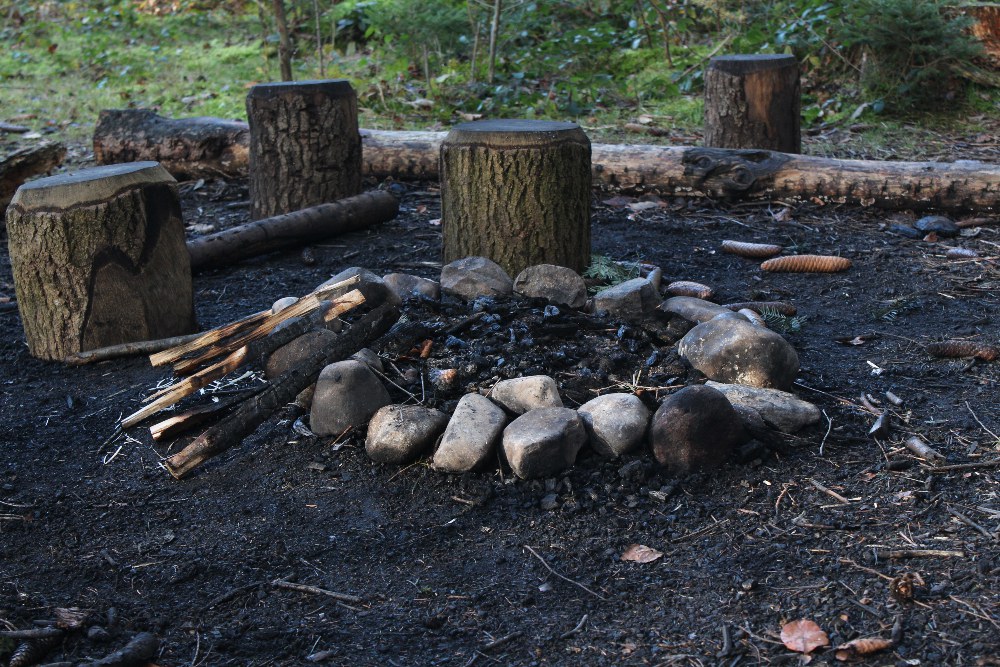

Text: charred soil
xmin=2 ymin=154 xmax=999 ymax=666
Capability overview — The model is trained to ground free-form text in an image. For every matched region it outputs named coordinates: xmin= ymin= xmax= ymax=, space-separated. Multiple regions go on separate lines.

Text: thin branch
xmin=523 ymin=545 xmax=607 ymax=601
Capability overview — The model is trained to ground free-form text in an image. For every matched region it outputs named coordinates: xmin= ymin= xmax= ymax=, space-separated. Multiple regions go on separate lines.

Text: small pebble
xmin=539 ymin=493 xmax=559 ymax=511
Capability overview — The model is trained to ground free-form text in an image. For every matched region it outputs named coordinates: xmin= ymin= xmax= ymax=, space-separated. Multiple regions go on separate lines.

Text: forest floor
xmin=2 ymin=126 xmax=999 ymax=666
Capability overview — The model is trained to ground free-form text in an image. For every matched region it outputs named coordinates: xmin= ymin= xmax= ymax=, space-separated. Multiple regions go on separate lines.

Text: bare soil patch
xmin=2 ymin=146 xmax=999 ymax=666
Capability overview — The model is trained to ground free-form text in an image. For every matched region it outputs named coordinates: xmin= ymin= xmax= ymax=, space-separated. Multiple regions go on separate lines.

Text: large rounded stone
xmin=513 ymin=264 xmax=587 ymax=309
xmin=316 ymin=266 xmax=402 ymax=308
xmin=678 ymin=316 xmax=799 ymax=390
xmin=660 ymin=296 xmax=730 ymax=324
xmin=366 ymin=405 xmax=450 ymax=464
xmin=490 ymin=375 xmax=563 ymax=414
xmin=650 ymin=385 xmax=748 ymax=474
xmin=382 ymin=273 xmax=440 ymax=301
xmin=502 ymin=408 xmax=587 ymax=479
xmin=705 ymin=381 xmax=820 ymax=433
xmin=440 ymin=256 xmax=513 ymax=301
xmin=593 ymin=278 xmax=658 ymax=323
xmin=577 ymin=393 xmax=651 ymax=458
xmin=433 ymin=393 xmax=507 ymax=473
xmin=310 ymin=360 xmax=392 ymax=436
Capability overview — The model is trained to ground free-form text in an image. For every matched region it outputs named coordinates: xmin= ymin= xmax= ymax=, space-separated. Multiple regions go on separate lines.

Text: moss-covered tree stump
xmin=5 ymin=161 xmax=196 ymax=361
xmin=704 ymin=54 xmax=801 ymax=154
xmin=440 ymin=119 xmax=591 ymax=276
xmin=246 ymin=79 xmax=361 ymax=220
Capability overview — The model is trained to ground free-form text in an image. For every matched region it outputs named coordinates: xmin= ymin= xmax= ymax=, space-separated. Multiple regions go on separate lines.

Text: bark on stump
xmin=5 ymin=161 xmax=196 ymax=361
xmin=246 ymin=79 xmax=361 ymax=220
xmin=704 ymin=54 xmax=801 ymax=154
xmin=440 ymin=119 xmax=591 ymax=276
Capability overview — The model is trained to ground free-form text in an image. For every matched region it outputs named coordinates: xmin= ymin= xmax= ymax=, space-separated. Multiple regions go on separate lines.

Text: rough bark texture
xmin=704 ymin=54 xmax=801 ymax=154
xmin=246 ymin=80 xmax=361 ymax=220
xmin=440 ymin=120 xmax=591 ymax=276
xmin=5 ymin=162 xmax=196 ymax=361
xmin=187 ymin=191 xmax=398 ymax=271
xmin=93 ymin=109 xmax=249 ymax=180
xmin=1 ymin=141 xmax=66 ymax=210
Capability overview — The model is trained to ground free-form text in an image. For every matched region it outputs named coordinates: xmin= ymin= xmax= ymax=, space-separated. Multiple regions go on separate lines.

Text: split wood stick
xmin=271 ymin=579 xmax=362 ymax=603
xmin=65 ymin=332 xmax=204 ymax=366
xmin=905 ymin=435 xmax=946 ymax=462
xmin=150 ymin=308 xmax=270 ymax=367
xmin=150 ymin=401 xmax=240 ymax=441
xmin=186 ymin=191 xmax=399 ymax=271
xmin=163 ymin=301 xmax=399 ymax=479
xmin=171 ymin=278 xmax=361 ymax=375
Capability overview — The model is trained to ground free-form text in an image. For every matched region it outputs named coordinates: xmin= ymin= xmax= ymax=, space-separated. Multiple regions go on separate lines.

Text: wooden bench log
xmin=91 ymin=112 xmax=1000 ymax=212
xmin=5 ymin=162 xmax=196 ymax=361
xmin=1 ymin=141 xmax=66 ymax=210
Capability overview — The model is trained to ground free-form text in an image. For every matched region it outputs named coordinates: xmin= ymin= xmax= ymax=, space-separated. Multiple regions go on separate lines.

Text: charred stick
xmin=905 ymin=435 xmax=946 ymax=462
xmin=81 ymin=631 xmax=158 ymax=667
xmin=1 ymin=627 xmax=64 ymax=640
xmin=64 ymin=333 xmax=204 ymax=365
xmin=272 ymin=579 xmax=362 ymax=604
xmin=163 ymin=302 xmax=399 ymax=478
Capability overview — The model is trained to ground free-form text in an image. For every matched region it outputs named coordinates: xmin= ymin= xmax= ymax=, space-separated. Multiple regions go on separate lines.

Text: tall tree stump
xmin=5 ymin=162 xmax=196 ymax=361
xmin=704 ymin=54 xmax=801 ymax=154
xmin=246 ymin=79 xmax=361 ymax=220
xmin=440 ymin=119 xmax=591 ymax=276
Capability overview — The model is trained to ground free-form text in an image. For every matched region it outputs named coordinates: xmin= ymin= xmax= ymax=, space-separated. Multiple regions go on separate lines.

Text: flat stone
xmin=502 ymin=408 xmax=587 ymax=479
xmin=650 ymin=385 xmax=748 ymax=474
xmin=678 ymin=316 xmax=799 ymax=390
xmin=433 ymin=393 xmax=507 ymax=473
xmin=513 ymin=264 xmax=587 ymax=309
xmin=383 ymin=273 xmax=440 ymax=301
xmin=366 ymin=404 xmax=450 ymax=464
xmin=310 ymin=360 xmax=392 ymax=436
xmin=490 ymin=375 xmax=563 ymax=414
xmin=914 ymin=215 xmax=958 ymax=238
xmin=660 ymin=296 xmax=730 ymax=323
xmin=265 ymin=329 xmax=337 ymax=379
xmin=316 ymin=266 xmax=402 ymax=307
xmin=577 ymin=393 xmax=651 ymax=458
xmin=440 ymin=257 xmax=513 ymax=301
xmin=593 ymin=278 xmax=659 ymax=323
xmin=705 ymin=382 xmax=820 ymax=433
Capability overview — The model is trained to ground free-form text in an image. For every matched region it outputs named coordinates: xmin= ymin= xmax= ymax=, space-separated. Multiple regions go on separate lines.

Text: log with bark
xmin=1 ymin=141 xmax=66 ymax=210
xmin=92 ymin=111 xmax=1000 ymax=212
xmin=187 ymin=190 xmax=399 ymax=271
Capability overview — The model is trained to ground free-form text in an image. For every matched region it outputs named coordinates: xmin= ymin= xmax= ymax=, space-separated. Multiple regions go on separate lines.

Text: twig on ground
xmin=927 ymin=459 xmax=1000 ymax=473
xmin=809 ymin=478 xmax=850 ymax=504
xmin=0 ymin=627 xmax=64 ymax=640
xmin=965 ymin=401 xmax=1000 ymax=442
xmin=904 ymin=435 xmax=946 ymax=462
xmin=946 ymin=505 xmax=998 ymax=541
xmin=879 ymin=549 xmax=965 ymax=559
xmin=271 ymin=579 xmax=362 ymax=604
xmin=523 ymin=545 xmax=607 ymax=601
xmin=560 ymin=614 xmax=589 ymax=640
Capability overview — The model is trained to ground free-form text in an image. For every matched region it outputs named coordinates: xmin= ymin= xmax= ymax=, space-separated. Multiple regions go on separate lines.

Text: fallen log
xmin=163 ymin=301 xmax=400 ymax=478
xmin=92 ymin=111 xmax=1000 ymax=211
xmin=1 ymin=141 xmax=66 ymax=209
xmin=186 ymin=191 xmax=399 ymax=271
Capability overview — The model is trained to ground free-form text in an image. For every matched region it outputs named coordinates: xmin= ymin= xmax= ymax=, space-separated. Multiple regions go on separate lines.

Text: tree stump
xmin=704 ymin=54 xmax=801 ymax=154
xmin=440 ymin=119 xmax=591 ymax=276
xmin=246 ymin=79 xmax=361 ymax=220
xmin=5 ymin=162 xmax=196 ymax=361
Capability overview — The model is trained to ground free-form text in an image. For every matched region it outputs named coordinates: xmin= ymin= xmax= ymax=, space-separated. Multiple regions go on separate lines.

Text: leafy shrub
xmin=845 ymin=0 xmax=982 ymax=110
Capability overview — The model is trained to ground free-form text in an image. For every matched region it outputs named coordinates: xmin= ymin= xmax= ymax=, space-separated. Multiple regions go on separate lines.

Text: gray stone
xmin=540 ymin=493 xmax=559 ymax=510
xmin=502 ymin=408 xmax=587 ymax=479
xmin=513 ymin=264 xmax=587 ymax=309
xmin=660 ymin=296 xmax=730 ymax=323
xmin=705 ymin=381 xmax=821 ymax=433
xmin=350 ymin=347 xmax=384 ymax=373
xmin=265 ymin=329 xmax=337 ymax=379
xmin=593 ymin=278 xmax=658 ymax=323
xmin=490 ymin=375 xmax=563 ymax=414
xmin=316 ymin=266 xmax=402 ymax=307
xmin=914 ymin=215 xmax=958 ymax=238
xmin=310 ymin=360 xmax=392 ymax=436
xmin=433 ymin=393 xmax=507 ymax=473
xmin=650 ymin=385 xmax=748 ymax=474
xmin=577 ymin=393 xmax=651 ymax=458
xmin=366 ymin=404 xmax=450 ymax=464
xmin=383 ymin=273 xmax=441 ymax=301
xmin=440 ymin=257 xmax=513 ymax=301
xmin=271 ymin=296 xmax=298 ymax=314
xmin=678 ymin=317 xmax=799 ymax=390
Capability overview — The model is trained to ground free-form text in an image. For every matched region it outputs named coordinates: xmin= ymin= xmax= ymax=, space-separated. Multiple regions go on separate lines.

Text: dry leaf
xmin=620 ymin=544 xmax=663 ymax=563
xmin=834 ymin=636 xmax=894 ymax=661
xmin=602 ymin=196 xmax=635 ymax=207
xmin=780 ymin=619 xmax=830 ymax=654
xmin=627 ymin=201 xmax=659 ymax=212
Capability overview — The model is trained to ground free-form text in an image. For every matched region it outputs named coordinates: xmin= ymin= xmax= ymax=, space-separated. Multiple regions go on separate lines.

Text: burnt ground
xmin=2 ymin=142 xmax=1000 ymax=666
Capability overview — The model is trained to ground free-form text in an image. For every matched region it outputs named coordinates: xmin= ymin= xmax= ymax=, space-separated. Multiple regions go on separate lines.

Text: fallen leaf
xmin=834 ymin=636 xmax=894 ymax=661
xmin=780 ymin=619 xmax=830 ymax=654
xmin=620 ymin=544 xmax=663 ymax=563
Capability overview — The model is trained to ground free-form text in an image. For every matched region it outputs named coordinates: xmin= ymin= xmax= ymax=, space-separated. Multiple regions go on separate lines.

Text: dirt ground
xmin=2 ymin=133 xmax=999 ymax=666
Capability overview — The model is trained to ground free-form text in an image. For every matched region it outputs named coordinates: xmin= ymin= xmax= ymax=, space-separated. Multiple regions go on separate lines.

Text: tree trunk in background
xmin=440 ymin=119 xmax=591 ymax=276
xmin=5 ymin=162 xmax=195 ymax=361
xmin=246 ymin=79 xmax=361 ymax=220
xmin=93 ymin=109 xmax=249 ymax=180
xmin=704 ymin=54 xmax=801 ymax=154
xmin=271 ymin=0 xmax=293 ymax=81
